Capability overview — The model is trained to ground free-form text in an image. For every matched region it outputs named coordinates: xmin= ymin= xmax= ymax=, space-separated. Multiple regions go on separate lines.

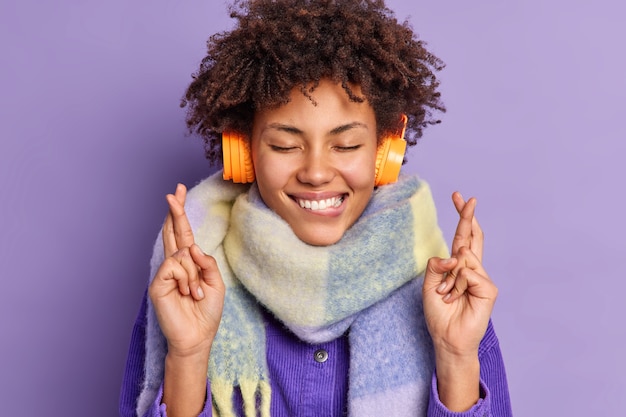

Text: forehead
xmin=253 ymin=80 xmax=375 ymax=132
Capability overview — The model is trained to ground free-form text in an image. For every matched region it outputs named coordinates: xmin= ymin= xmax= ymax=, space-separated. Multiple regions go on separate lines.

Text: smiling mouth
xmin=295 ymin=195 xmax=345 ymax=211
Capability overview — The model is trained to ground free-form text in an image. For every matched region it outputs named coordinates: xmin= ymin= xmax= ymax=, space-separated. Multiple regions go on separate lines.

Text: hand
xmin=149 ymin=184 xmax=225 ymax=358
xmin=423 ymin=192 xmax=497 ymax=357
xmin=422 ymin=192 xmax=498 ymax=411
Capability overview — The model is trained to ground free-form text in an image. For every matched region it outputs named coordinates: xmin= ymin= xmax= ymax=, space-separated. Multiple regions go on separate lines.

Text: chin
xmin=294 ymin=228 xmax=345 ymax=247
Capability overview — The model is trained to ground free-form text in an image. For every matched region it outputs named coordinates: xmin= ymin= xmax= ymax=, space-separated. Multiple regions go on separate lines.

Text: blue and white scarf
xmin=138 ymin=171 xmax=449 ymax=417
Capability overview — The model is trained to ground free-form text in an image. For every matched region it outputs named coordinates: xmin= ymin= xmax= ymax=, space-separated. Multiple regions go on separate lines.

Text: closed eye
xmin=335 ymin=145 xmax=362 ymax=152
xmin=269 ymin=145 xmax=298 ymax=152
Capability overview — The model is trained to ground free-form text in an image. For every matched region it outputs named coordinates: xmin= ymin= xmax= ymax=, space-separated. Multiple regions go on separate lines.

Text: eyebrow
xmin=329 ymin=122 xmax=368 ymax=135
xmin=264 ymin=121 xmax=368 ymax=136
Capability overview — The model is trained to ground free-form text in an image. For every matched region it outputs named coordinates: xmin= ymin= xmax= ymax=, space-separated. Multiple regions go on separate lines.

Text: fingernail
xmin=443 ymin=293 xmax=451 ymax=302
xmin=441 ymin=258 xmax=453 ymax=265
xmin=437 ymin=282 xmax=447 ymax=292
xmin=197 ymin=287 xmax=204 ymax=299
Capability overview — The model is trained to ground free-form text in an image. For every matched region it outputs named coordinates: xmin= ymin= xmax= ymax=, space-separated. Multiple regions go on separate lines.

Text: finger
xmin=443 ymin=267 xmax=497 ymax=304
xmin=434 ymin=245 xmax=486 ymax=294
xmin=190 ymin=244 xmax=225 ymax=293
xmin=451 ymin=191 xmax=466 ymax=214
xmin=423 ymin=257 xmax=458 ymax=292
xmin=162 ymin=212 xmax=178 ymax=258
xmin=450 ymin=193 xmax=476 ymax=256
xmin=443 ymin=266 xmax=469 ymax=303
xmin=437 ymin=246 xmax=486 ymax=294
xmin=162 ymin=183 xmax=188 ymax=257
xmin=174 ymin=247 xmax=204 ymax=301
xmin=470 ymin=216 xmax=484 ymax=263
xmin=450 ymin=246 xmax=488 ymax=279
xmin=441 ymin=247 xmax=491 ymax=302
xmin=166 ymin=184 xmax=195 ymax=249
xmin=173 ymin=182 xmax=186 ymax=205
xmin=151 ymin=257 xmax=192 ymax=298
xmin=435 ymin=269 xmax=458 ymax=295
xmin=452 ymin=192 xmax=484 ymax=262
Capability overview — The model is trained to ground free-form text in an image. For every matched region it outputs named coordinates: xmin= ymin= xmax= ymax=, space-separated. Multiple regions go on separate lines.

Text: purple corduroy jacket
xmin=120 ymin=290 xmax=513 ymax=417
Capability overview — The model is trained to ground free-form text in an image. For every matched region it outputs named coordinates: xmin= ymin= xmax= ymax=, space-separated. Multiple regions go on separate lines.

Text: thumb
xmin=190 ymin=244 xmax=225 ymax=291
xmin=423 ymin=257 xmax=457 ymax=290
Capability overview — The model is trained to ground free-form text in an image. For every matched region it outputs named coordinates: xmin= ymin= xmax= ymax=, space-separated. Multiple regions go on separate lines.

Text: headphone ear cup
xmin=374 ymin=115 xmax=408 ymax=186
xmin=222 ymin=131 xmax=255 ymax=183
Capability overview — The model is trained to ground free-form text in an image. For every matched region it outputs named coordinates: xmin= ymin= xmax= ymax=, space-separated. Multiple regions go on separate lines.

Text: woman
xmin=120 ymin=1 xmax=512 ymax=416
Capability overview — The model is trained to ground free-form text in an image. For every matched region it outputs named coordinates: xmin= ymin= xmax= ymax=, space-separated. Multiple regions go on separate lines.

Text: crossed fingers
xmin=161 ymin=247 xmax=201 ymax=297
xmin=450 ymin=192 xmax=483 ymax=262
xmin=160 ymin=184 xmax=204 ymax=300
xmin=163 ymin=184 xmax=195 ymax=257
xmin=436 ymin=247 xmax=493 ymax=303
xmin=435 ymin=192 xmax=492 ymax=303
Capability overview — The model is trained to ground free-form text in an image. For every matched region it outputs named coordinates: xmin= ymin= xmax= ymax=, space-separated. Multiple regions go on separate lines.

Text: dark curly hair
xmin=182 ymin=0 xmax=445 ymax=164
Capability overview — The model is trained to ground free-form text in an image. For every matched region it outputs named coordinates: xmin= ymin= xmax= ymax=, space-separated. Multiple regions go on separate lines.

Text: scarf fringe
xmin=212 ymin=378 xmax=271 ymax=417
xmin=211 ymin=379 xmax=235 ymax=417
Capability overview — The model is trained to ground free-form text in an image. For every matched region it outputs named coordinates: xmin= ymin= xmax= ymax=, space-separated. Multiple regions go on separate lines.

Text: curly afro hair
xmin=181 ymin=0 xmax=445 ymax=164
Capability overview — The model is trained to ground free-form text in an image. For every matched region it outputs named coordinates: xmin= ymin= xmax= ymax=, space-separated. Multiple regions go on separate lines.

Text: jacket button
xmin=314 ymin=349 xmax=328 ymax=363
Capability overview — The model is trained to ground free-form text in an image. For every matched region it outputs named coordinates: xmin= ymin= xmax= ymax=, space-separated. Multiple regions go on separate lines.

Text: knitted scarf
xmin=138 ymin=171 xmax=449 ymax=417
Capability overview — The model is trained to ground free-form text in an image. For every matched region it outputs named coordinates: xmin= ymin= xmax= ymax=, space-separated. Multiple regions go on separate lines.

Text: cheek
xmin=340 ymin=153 xmax=377 ymax=190
xmin=253 ymin=153 xmax=291 ymax=199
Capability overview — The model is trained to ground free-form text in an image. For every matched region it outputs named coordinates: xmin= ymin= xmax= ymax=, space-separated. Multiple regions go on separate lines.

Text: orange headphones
xmin=222 ymin=114 xmax=408 ymax=186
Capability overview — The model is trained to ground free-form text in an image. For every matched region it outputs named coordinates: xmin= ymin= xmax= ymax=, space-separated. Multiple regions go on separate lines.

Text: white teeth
xmin=296 ymin=196 xmax=344 ymax=211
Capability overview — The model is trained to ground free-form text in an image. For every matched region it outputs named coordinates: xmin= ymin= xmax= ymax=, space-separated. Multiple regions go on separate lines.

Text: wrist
xmin=435 ymin=352 xmax=480 ymax=412
xmin=166 ymin=343 xmax=211 ymax=365
xmin=163 ymin=351 xmax=210 ymax=417
xmin=434 ymin=345 xmax=479 ymax=368
xmin=166 ymin=339 xmax=213 ymax=361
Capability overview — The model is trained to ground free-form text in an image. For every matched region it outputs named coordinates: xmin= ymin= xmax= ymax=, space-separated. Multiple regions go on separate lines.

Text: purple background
xmin=1 ymin=0 xmax=624 ymax=415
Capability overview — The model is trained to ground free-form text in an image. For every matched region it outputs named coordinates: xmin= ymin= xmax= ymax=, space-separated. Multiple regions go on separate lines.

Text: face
xmin=250 ymin=79 xmax=378 ymax=246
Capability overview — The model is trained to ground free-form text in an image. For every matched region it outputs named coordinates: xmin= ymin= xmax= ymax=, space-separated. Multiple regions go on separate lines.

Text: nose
xmin=296 ymin=149 xmax=335 ymax=186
